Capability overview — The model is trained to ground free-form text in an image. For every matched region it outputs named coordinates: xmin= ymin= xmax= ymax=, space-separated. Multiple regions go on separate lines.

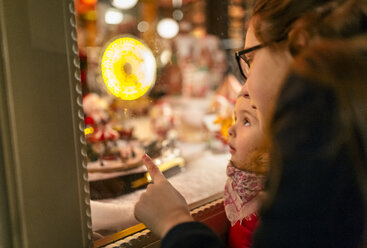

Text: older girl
xmin=134 ymin=1 xmax=367 ymax=247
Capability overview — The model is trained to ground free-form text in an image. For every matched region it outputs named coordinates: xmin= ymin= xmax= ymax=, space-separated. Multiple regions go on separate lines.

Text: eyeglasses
xmin=235 ymin=44 xmax=264 ymax=81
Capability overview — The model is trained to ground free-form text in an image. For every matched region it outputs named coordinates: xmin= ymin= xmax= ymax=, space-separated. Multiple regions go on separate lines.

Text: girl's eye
xmin=244 ymin=118 xmax=251 ymax=126
xmin=246 ymin=56 xmax=254 ymax=68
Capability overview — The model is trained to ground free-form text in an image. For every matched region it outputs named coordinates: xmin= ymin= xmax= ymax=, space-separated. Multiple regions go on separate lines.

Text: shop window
xmin=0 ymin=0 xmax=251 ymax=247
xmin=73 ymin=0 xmax=254 ymax=246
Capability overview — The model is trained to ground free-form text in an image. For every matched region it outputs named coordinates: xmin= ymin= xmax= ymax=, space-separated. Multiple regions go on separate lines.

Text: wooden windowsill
xmin=94 ymin=192 xmax=230 ymax=248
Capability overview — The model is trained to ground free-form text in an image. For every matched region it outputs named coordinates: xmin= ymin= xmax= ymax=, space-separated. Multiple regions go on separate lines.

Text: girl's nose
xmin=239 ymin=84 xmax=250 ymax=99
xmin=228 ymin=125 xmax=235 ymax=137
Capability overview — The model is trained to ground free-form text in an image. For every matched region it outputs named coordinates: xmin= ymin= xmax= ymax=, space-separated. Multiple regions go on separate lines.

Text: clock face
xmin=101 ymin=36 xmax=156 ymax=100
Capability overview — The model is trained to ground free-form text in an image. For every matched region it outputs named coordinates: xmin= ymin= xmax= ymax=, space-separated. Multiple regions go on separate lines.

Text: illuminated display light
xmin=81 ymin=0 xmax=97 ymax=5
xmin=137 ymin=21 xmax=149 ymax=32
xmin=105 ymin=8 xmax=123 ymax=24
xmin=173 ymin=9 xmax=183 ymax=21
xmin=160 ymin=49 xmax=172 ymax=65
xmin=112 ymin=0 xmax=138 ymax=9
xmin=101 ymin=36 xmax=156 ymax=100
xmin=157 ymin=18 xmax=179 ymax=39
xmin=84 ymin=126 xmax=94 ymax=135
xmin=172 ymin=0 xmax=182 ymax=8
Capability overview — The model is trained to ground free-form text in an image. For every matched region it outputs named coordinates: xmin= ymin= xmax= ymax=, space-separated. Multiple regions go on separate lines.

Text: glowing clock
xmin=101 ymin=36 xmax=156 ymax=100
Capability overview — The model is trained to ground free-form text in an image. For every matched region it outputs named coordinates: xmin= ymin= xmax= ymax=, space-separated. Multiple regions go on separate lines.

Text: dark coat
xmin=252 ymin=74 xmax=365 ymax=248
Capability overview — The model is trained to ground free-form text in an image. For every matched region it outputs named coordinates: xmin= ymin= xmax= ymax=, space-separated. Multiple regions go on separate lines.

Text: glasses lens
xmin=240 ymin=56 xmax=249 ymax=79
xmin=236 ymin=55 xmax=246 ymax=81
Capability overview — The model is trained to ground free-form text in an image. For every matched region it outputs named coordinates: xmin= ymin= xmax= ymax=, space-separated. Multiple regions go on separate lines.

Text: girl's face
xmin=240 ymin=20 xmax=293 ymax=129
xmin=227 ymin=96 xmax=263 ymax=172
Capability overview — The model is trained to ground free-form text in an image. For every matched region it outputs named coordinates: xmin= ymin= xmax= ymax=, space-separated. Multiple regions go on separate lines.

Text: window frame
xmin=0 ymin=0 xmax=91 ymax=246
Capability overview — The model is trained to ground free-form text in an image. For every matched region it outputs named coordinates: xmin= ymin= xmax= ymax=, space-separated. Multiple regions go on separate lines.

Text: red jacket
xmin=228 ymin=214 xmax=259 ymax=248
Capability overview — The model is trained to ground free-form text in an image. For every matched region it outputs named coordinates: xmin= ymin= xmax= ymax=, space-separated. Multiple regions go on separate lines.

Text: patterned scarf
xmin=224 ymin=162 xmax=266 ymax=226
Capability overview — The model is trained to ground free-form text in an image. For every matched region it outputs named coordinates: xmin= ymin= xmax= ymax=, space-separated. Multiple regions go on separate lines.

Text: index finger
xmin=142 ymin=154 xmax=165 ymax=183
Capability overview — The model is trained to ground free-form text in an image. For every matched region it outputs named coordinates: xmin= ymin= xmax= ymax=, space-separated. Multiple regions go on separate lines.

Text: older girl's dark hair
xmin=288 ymin=0 xmax=367 ymax=55
xmin=252 ymin=0 xmax=367 ymax=53
xmin=251 ymin=0 xmax=337 ymax=44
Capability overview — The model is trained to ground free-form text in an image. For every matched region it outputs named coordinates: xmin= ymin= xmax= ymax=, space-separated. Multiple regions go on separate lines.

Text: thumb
xmin=142 ymin=154 xmax=165 ymax=183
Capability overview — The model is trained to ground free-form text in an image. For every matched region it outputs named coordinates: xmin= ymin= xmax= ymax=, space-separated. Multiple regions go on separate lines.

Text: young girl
xmin=225 ymin=94 xmax=269 ymax=248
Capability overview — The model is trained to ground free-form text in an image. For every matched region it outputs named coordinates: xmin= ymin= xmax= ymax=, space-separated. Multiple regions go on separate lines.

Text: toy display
xmin=82 ymin=93 xmax=185 ymax=200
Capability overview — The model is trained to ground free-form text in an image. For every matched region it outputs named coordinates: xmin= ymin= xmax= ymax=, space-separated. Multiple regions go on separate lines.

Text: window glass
xmin=74 ymin=0 xmax=253 ymax=242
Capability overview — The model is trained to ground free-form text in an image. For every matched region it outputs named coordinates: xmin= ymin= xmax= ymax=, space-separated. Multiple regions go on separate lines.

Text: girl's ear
xmin=288 ymin=27 xmax=310 ymax=56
